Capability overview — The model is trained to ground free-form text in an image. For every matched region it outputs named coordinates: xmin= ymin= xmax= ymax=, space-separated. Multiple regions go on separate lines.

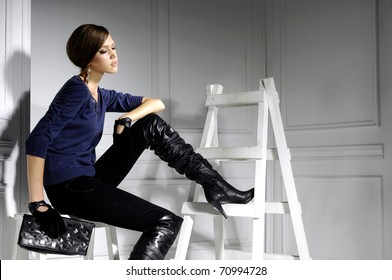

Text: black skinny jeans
xmin=44 ymin=114 xmax=178 ymax=232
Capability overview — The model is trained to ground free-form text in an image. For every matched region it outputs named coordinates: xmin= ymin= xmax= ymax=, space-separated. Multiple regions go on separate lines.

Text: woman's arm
xmin=116 ymin=97 xmax=165 ymax=134
xmin=118 ymin=97 xmax=165 ymax=121
xmin=26 ymin=154 xmax=65 ymax=235
xmin=27 ymin=155 xmax=46 ymax=205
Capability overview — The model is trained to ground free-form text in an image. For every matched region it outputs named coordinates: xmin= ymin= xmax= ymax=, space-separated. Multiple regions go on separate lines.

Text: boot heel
xmin=209 ymin=200 xmax=228 ymax=219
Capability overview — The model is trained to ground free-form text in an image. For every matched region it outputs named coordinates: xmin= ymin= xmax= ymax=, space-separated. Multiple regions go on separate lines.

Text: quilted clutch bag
xmin=18 ymin=214 xmax=95 ymax=256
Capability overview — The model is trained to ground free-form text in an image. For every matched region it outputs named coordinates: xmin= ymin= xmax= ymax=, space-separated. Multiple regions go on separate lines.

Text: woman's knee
xmin=151 ymin=212 xmax=184 ymax=235
xmin=139 ymin=113 xmax=165 ymax=129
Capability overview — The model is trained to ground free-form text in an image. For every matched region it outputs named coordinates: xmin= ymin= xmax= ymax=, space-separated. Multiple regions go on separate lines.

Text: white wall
xmin=0 ymin=0 xmax=31 ymax=259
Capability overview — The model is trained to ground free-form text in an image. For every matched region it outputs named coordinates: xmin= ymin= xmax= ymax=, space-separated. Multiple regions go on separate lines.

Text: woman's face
xmin=88 ymin=34 xmax=118 ymax=75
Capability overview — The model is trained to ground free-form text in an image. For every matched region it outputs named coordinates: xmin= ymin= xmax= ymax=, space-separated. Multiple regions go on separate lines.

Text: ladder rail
xmin=263 ymin=78 xmax=311 ymax=259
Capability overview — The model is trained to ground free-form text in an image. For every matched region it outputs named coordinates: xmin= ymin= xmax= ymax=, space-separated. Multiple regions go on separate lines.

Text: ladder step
xmin=181 ymin=202 xmax=262 ymax=218
xmin=196 ymin=147 xmax=279 ymax=160
xmin=266 ymin=201 xmax=302 ymax=214
xmin=264 ymin=253 xmax=300 ymax=260
xmin=181 ymin=201 xmax=301 ymax=217
xmin=222 ymin=250 xmax=301 ymax=260
xmin=266 ymin=202 xmax=289 ymax=214
xmin=206 ymin=90 xmax=264 ymax=107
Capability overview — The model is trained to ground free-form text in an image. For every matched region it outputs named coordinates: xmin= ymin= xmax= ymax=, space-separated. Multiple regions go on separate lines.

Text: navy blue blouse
xmin=25 ymin=76 xmax=143 ymax=185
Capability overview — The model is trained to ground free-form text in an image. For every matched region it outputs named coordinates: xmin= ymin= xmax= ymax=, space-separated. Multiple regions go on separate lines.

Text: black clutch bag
xmin=17 ymin=214 xmax=95 ymax=256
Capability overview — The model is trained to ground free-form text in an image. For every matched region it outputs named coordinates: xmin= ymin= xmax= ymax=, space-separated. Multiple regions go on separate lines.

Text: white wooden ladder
xmin=174 ymin=77 xmax=311 ymax=260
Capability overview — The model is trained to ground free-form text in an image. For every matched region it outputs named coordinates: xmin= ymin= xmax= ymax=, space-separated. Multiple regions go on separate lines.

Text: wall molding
xmin=0 ymin=0 xmax=6 ymax=118
xmin=282 ymin=176 xmax=383 ymax=259
xmin=279 ymin=0 xmax=379 ymax=131
xmin=0 ymin=141 xmax=13 ymax=190
xmin=290 ymin=144 xmax=384 ymax=160
xmin=0 ymin=141 xmax=13 ymax=160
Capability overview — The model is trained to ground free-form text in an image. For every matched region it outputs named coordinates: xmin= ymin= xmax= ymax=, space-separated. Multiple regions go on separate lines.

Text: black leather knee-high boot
xmin=185 ymin=157 xmax=254 ymax=218
xmin=129 ymin=114 xmax=254 ymax=219
xmin=129 ymin=214 xmax=183 ymax=260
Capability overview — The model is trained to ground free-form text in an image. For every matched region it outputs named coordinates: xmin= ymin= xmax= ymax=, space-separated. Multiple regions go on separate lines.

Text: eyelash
xmin=99 ymin=47 xmax=116 ymax=55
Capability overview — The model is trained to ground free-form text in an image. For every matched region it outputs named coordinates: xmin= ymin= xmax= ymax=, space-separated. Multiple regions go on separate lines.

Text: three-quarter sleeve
xmin=25 ymin=80 xmax=88 ymax=159
xmin=101 ymin=88 xmax=143 ymax=112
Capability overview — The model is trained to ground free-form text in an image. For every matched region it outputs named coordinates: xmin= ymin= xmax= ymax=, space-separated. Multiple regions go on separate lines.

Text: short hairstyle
xmin=66 ymin=24 xmax=109 ymax=77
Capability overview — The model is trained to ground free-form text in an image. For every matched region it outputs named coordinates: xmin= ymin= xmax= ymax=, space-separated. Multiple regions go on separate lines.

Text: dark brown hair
xmin=66 ymin=24 xmax=109 ymax=80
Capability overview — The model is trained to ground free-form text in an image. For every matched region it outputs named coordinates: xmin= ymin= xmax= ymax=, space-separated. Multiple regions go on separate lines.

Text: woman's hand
xmin=113 ymin=117 xmax=133 ymax=153
xmin=29 ymin=200 xmax=66 ymax=238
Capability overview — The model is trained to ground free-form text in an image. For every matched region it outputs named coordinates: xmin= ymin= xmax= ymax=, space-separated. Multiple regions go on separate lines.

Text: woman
xmin=25 ymin=24 xmax=254 ymax=260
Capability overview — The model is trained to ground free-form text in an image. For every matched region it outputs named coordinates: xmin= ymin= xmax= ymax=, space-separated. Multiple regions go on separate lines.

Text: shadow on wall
xmin=0 ymin=50 xmax=31 ymax=217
